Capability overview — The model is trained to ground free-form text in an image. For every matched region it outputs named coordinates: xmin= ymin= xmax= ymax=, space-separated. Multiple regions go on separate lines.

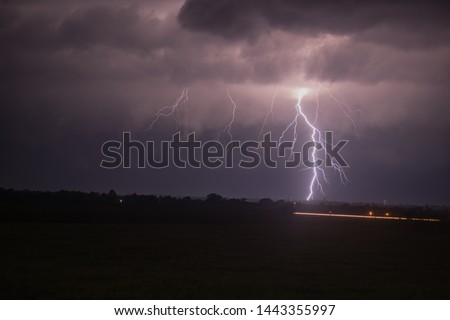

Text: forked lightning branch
xmin=101 ymin=86 xmax=358 ymax=201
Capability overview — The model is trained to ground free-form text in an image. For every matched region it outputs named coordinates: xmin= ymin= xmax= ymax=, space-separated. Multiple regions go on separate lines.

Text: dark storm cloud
xmin=1 ymin=3 xmax=300 ymax=87
xmin=303 ymin=40 xmax=450 ymax=84
xmin=178 ymin=0 xmax=450 ymax=47
xmin=60 ymin=6 xmax=152 ymax=50
xmin=1 ymin=0 xmax=450 ymax=204
xmin=1 ymin=5 xmax=160 ymax=52
xmin=177 ymin=0 xmax=450 ymax=84
xmin=3 ymin=0 xmax=448 ymax=86
xmin=0 ymin=3 xmax=247 ymax=84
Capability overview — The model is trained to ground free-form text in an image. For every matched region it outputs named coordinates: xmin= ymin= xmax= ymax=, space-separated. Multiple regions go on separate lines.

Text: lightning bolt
xmin=258 ymin=85 xmax=279 ymax=141
xmin=146 ymin=85 xmax=354 ymax=202
xmin=299 ymin=104 xmax=321 ymax=200
xmin=326 ymin=87 xmax=363 ymax=140
xmin=147 ymin=88 xmax=189 ymax=131
xmin=220 ymin=89 xmax=238 ymax=142
xmin=313 ymin=83 xmax=322 ymax=125
xmin=293 ymin=89 xmax=323 ymax=201
xmin=314 ymin=84 xmax=350 ymax=187
xmin=280 ymin=86 xmax=351 ymax=201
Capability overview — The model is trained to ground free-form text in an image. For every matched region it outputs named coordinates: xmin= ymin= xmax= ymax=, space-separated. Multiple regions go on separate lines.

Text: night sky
xmin=1 ymin=0 xmax=450 ymax=205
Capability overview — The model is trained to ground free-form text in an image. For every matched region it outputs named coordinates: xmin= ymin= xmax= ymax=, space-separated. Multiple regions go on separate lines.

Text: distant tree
xmin=106 ymin=190 xmax=118 ymax=204
xmin=258 ymin=198 xmax=274 ymax=207
xmin=205 ymin=193 xmax=223 ymax=205
xmin=206 ymin=193 xmax=222 ymax=201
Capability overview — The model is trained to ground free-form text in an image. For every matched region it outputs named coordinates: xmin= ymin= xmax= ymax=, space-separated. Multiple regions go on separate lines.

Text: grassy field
xmin=0 ymin=216 xmax=448 ymax=299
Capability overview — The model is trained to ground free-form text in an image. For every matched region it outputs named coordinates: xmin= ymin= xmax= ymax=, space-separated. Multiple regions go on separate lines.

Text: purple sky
xmin=1 ymin=0 xmax=450 ymax=205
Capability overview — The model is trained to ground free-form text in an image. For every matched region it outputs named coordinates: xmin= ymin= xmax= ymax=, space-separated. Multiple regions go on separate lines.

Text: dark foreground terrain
xmin=1 ymin=217 xmax=449 ymax=299
xmin=1 ymin=189 xmax=449 ymax=299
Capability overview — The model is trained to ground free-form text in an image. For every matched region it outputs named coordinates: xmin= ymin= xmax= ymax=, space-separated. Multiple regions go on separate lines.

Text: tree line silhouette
xmin=0 ymin=188 xmax=448 ymax=223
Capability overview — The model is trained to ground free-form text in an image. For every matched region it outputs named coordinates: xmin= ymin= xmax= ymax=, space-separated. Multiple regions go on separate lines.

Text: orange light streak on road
xmin=293 ymin=212 xmax=440 ymax=222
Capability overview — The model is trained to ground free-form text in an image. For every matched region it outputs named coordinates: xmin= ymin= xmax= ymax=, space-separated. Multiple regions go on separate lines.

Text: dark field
xmin=1 ymin=217 xmax=449 ymax=299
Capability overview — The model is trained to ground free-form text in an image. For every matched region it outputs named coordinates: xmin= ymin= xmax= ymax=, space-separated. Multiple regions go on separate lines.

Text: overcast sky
xmin=1 ymin=0 xmax=450 ymax=205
